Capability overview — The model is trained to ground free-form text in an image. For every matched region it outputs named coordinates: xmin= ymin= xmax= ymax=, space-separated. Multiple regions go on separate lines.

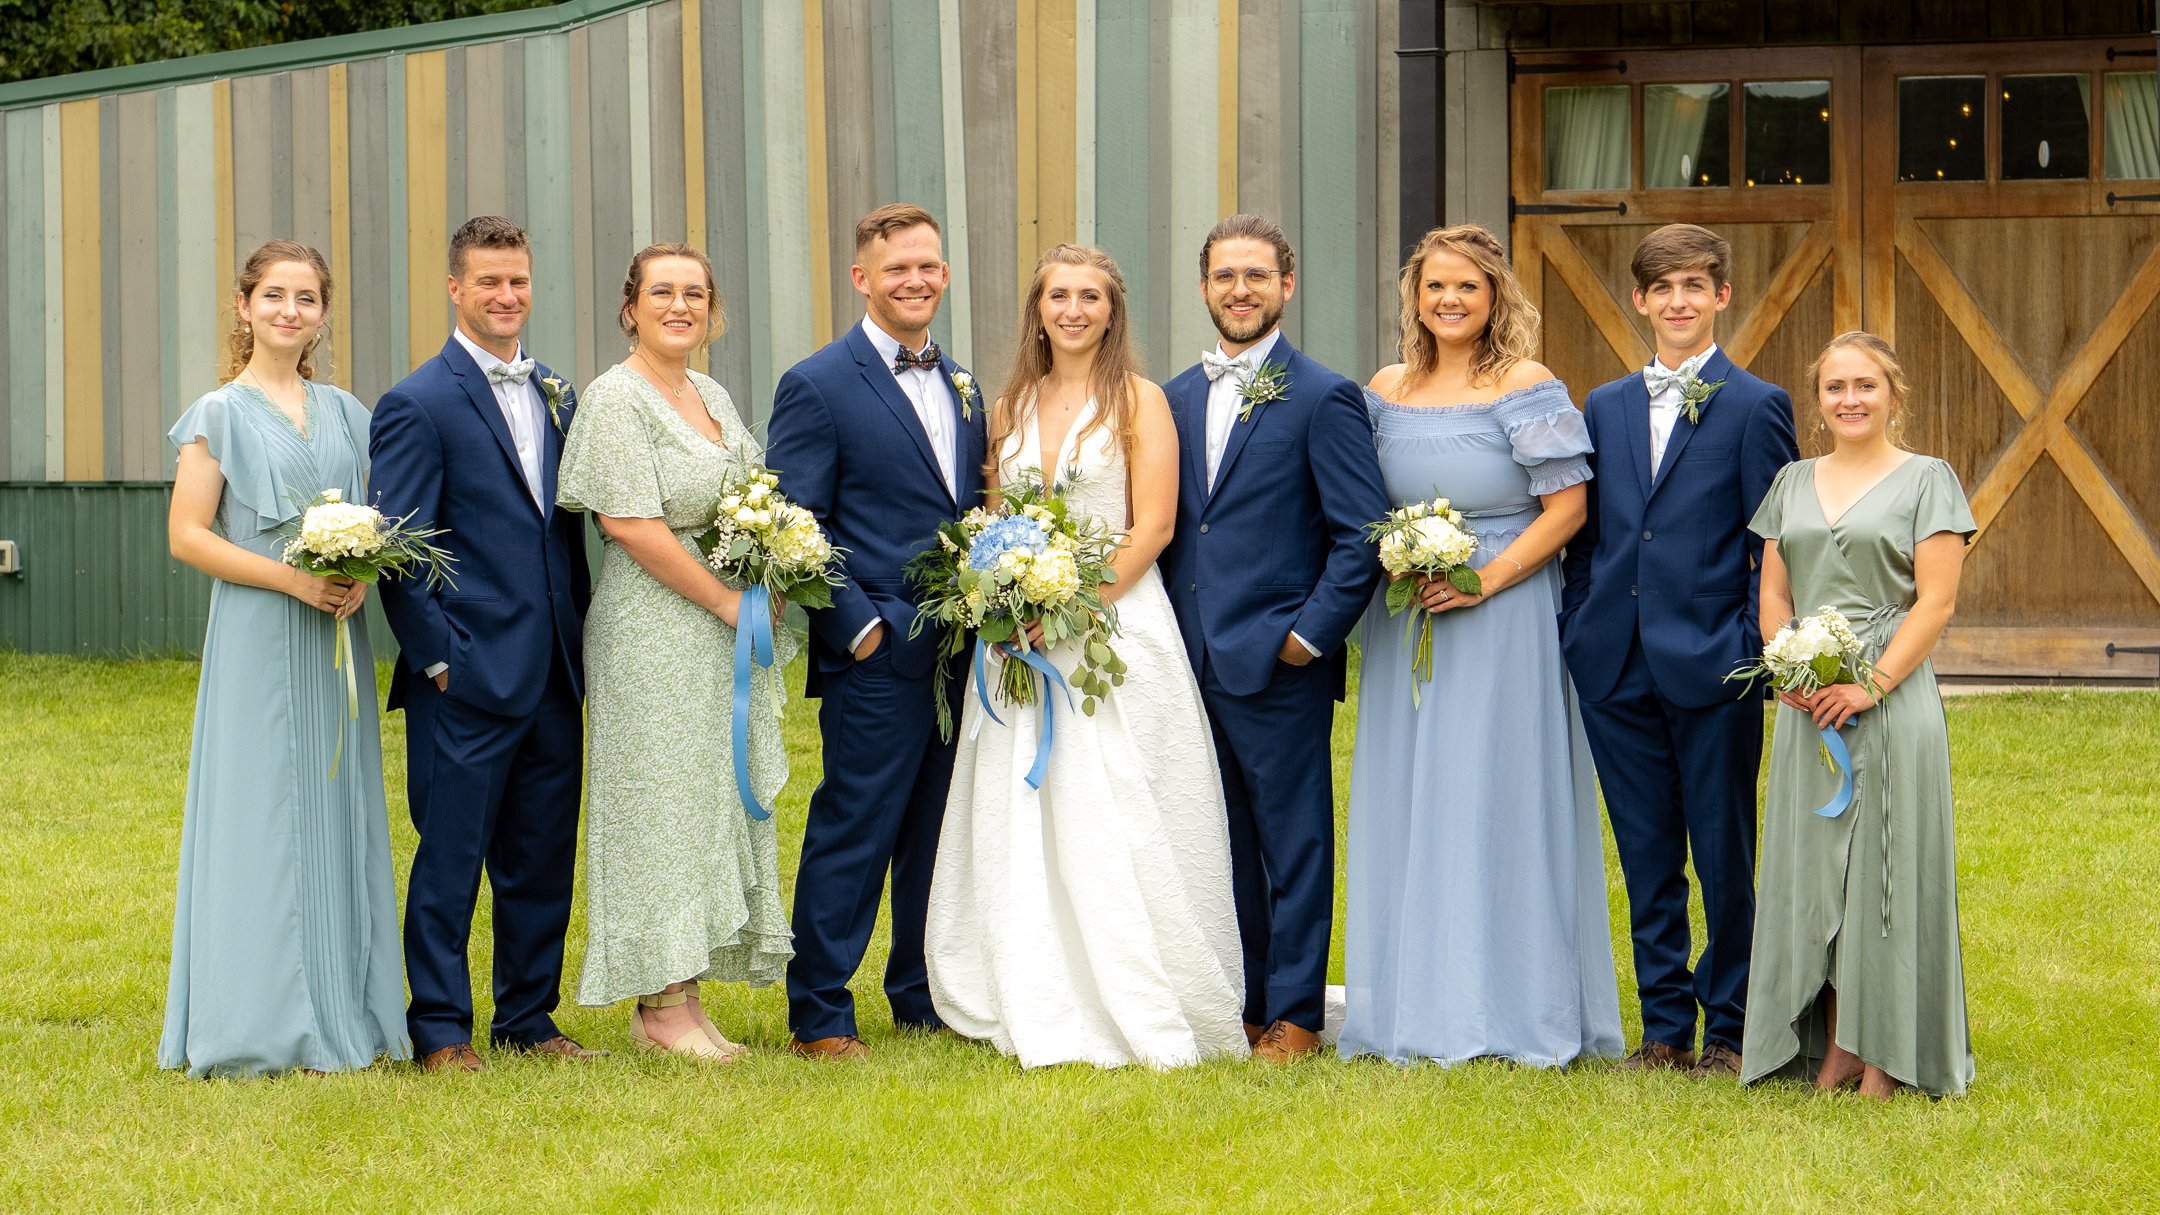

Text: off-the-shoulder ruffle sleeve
xmin=557 ymin=369 xmax=664 ymax=518
xmin=1748 ymin=460 xmax=1803 ymax=541
xmin=1909 ymin=456 xmax=1976 ymax=546
xmin=167 ymin=386 xmax=292 ymax=537
xmin=1491 ymin=379 xmax=1593 ymax=495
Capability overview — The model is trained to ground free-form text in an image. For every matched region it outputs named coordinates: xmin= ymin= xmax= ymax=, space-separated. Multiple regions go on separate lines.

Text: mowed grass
xmin=2 ymin=649 xmax=2156 ymax=1213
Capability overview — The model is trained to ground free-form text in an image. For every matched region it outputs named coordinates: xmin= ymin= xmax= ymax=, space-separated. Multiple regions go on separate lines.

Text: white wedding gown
xmin=925 ymin=401 xmax=1247 ymax=1069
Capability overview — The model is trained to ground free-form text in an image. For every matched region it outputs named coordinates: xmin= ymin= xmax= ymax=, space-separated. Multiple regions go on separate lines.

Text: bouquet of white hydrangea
xmin=693 ymin=465 xmax=846 ymax=611
xmin=907 ymin=469 xmax=1124 ymax=746
xmin=1728 ymin=605 xmax=1886 ymax=803
xmin=1365 ymin=495 xmax=1483 ymax=702
xmin=278 ymin=488 xmax=457 ymax=776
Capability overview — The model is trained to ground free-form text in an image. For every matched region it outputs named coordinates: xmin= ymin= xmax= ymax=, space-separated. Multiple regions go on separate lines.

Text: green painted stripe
xmin=1073 ymin=0 xmax=1095 ymax=248
xmin=171 ymin=84 xmax=217 ymax=433
xmin=759 ymin=7 xmax=814 ymax=379
xmin=115 ymin=91 xmax=160 ymax=479
xmin=956 ymin=0 xmax=1017 ymax=379
xmin=1092 ymin=0 xmax=1153 ymax=373
xmin=891 ymin=0 xmax=950 ymax=349
xmin=700 ymin=0 xmax=755 ymax=418
xmin=643 ymin=0 xmax=686 ymax=245
xmin=738 ymin=0 xmax=774 ymax=409
xmin=385 ymin=54 xmax=411 ymax=384
xmin=867 ymin=0 xmax=899 ymax=210
xmin=0 ymin=113 xmax=12 ymax=480
xmin=343 ymin=58 xmax=393 ymax=401
xmin=42 ymin=105 xmax=65 ymax=480
xmin=99 ymin=97 xmax=123 ymax=479
xmin=567 ymin=23 xmax=600 ymax=380
xmin=1296 ymin=0 xmax=1361 ymax=376
xmin=1166 ymin=1 xmax=1219 ymax=372
xmin=523 ymin=32 xmax=578 ymax=377
xmin=0 ymin=0 xmax=668 ymax=110
xmin=935 ymin=0 xmax=973 ymax=370
xmin=270 ymin=72 xmax=296 ymax=238
xmin=625 ymin=6 xmax=653 ymax=251
xmin=1271 ymin=0 xmax=1303 ymax=349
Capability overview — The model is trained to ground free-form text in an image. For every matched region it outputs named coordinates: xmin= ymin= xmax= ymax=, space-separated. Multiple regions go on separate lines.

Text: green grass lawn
xmin=3 ymin=651 xmax=2156 ymax=1213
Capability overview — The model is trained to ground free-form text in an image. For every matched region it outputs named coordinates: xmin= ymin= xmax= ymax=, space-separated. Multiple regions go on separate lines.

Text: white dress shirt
xmin=860 ymin=316 xmax=958 ymax=498
xmin=453 ymin=327 xmax=548 ymax=512
xmin=1645 ymin=343 xmax=1717 ymax=478
xmin=1198 ymin=328 xmax=1315 ymax=658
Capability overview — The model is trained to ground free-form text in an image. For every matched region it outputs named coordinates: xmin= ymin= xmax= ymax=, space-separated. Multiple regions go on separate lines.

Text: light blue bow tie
xmin=1201 ymin=350 xmax=1248 ymax=382
xmin=487 ymin=358 xmax=536 ymax=386
xmin=1643 ymin=353 xmax=1708 ymax=397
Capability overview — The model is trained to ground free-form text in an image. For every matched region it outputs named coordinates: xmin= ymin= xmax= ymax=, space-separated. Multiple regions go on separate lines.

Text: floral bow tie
xmin=487 ymin=358 xmax=536 ymax=386
xmin=893 ymin=342 xmax=942 ymax=373
xmin=1201 ymin=351 xmax=1248 ymax=382
xmin=1643 ymin=353 xmax=1708 ymax=397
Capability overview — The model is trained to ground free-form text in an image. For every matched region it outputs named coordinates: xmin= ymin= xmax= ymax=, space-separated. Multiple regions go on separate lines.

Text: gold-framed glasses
xmin=647 ymin=285 xmax=711 ymax=308
xmin=1207 ymin=267 xmax=1285 ymax=291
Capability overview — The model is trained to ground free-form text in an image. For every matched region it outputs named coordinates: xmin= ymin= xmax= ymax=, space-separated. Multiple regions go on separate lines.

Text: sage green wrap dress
xmin=1740 ymin=455 xmax=1976 ymax=1097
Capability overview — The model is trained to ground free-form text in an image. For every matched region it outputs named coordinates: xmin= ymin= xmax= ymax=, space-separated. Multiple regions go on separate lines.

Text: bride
xmin=925 ymin=244 xmax=1246 ymax=1068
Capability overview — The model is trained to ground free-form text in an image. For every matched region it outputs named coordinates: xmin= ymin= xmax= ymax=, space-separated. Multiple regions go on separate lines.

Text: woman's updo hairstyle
xmin=223 ymin=239 xmax=334 ymax=383
xmin=618 ymin=243 xmax=725 ymax=346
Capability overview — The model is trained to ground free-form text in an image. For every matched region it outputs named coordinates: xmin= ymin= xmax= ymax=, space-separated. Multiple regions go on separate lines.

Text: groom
xmin=768 ymin=203 xmax=988 ymax=1059
xmin=1160 ymin=214 xmax=1388 ymax=1061
xmin=1560 ymin=223 xmax=1798 ymax=1079
xmin=371 ymin=216 xmax=597 ymax=1071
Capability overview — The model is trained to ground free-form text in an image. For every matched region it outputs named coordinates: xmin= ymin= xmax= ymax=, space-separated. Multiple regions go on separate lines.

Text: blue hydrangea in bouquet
xmin=906 ymin=468 xmax=1126 ymax=746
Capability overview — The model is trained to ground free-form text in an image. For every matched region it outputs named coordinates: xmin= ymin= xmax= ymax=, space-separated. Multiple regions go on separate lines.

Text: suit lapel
xmin=1619 ymin=370 xmax=1654 ymax=501
xmin=443 ymin=338 xmax=541 ymax=517
xmin=1649 ymin=348 xmax=1729 ymax=496
xmin=849 ymin=326 xmax=954 ymax=506
xmin=1207 ymin=337 xmax=1291 ymax=500
xmin=937 ymin=351 xmax=984 ymax=506
xmin=536 ymin=360 xmax=567 ymax=521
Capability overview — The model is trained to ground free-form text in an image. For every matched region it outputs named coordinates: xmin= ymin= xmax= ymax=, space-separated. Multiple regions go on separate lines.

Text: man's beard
xmin=1208 ymin=297 xmax=1282 ymax=345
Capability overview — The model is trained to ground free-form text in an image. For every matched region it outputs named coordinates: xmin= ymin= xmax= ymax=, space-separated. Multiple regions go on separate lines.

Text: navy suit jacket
xmin=1158 ymin=338 xmax=1389 ymax=699
xmin=1559 ymin=348 xmax=1798 ymax=708
xmin=369 ymin=336 xmax=591 ymax=718
xmin=765 ymin=323 xmax=988 ymax=695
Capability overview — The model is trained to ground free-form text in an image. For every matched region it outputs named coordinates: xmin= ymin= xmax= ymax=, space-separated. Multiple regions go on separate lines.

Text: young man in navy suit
xmin=767 ymin=204 xmax=988 ymax=1059
xmin=1158 ymin=214 xmax=1389 ymax=1061
xmin=371 ymin=216 xmax=598 ymax=1072
xmin=1559 ymin=223 xmax=1799 ymax=1079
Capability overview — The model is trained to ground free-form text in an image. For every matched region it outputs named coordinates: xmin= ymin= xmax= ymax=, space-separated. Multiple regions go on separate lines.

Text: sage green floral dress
xmin=558 ymin=364 xmax=795 ymax=1005
xmin=1741 ymin=455 xmax=1975 ymax=1097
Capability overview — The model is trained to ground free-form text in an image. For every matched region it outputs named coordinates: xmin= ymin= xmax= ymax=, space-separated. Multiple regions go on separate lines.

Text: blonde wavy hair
xmin=1392 ymin=224 xmax=1538 ymax=394
xmin=222 ymin=239 xmax=334 ymax=383
xmin=1808 ymin=330 xmax=1913 ymax=448
xmin=990 ymin=244 xmax=1143 ymax=472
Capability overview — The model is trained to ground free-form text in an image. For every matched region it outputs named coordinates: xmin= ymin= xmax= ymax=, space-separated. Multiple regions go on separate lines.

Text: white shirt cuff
xmin=848 ymin=619 xmax=882 ymax=653
xmin=423 ymin=661 xmax=448 ymax=678
xmin=1289 ymin=631 xmax=1322 ymax=658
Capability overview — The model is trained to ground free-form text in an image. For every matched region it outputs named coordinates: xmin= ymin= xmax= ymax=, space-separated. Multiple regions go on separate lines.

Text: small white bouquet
xmin=1365 ymin=496 xmax=1482 ymax=702
xmin=278 ymin=488 xmax=457 ymax=777
xmin=1727 ymin=605 xmax=1886 ymax=817
xmin=693 ymin=465 xmax=846 ymax=611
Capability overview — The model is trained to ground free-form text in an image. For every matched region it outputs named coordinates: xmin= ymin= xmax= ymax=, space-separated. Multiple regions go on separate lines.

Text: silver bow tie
xmin=487 ymin=358 xmax=536 ymax=386
xmin=1201 ymin=351 xmax=1248 ymax=382
xmin=1643 ymin=354 xmax=1706 ymax=397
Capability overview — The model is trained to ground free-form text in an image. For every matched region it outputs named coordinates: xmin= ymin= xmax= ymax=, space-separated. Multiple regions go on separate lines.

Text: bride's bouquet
xmin=692 ymin=465 xmax=845 ymax=821
xmin=279 ymin=488 xmax=457 ymax=777
xmin=1726 ymin=605 xmax=1885 ymax=818
xmin=907 ymin=469 xmax=1126 ymax=750
xmin=1365 ymin=495 xmax=1481 ymax=703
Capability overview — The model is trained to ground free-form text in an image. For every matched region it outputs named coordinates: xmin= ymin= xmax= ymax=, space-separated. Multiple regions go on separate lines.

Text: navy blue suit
xmin=1559 ymin=347 xmax=1796 ymax=1053
xmin=766 ymin=322 xmax=986 ymax=1039
xmin=370 ymin=336 xmax=591 ymax=1055
xmin=1158 ymin=338 xmax=1388 ymax=1032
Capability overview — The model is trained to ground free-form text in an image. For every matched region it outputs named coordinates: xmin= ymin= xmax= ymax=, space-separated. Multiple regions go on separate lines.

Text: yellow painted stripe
xmin=328 ymin=64 xmax=353 ymax=390
xmin=404 ymin=50 xmax=450 ymax=372
xmin=59 ymin=99 xmax=102 ymax=480
xmin=682 ymin=0 xmax=710 ymax=373
xmin=1015 ymin=3 xmax=1038 ymax=287
xmin=1035 ymin=0 xmax=1077 ymax=253
xmin=801 ymin=0 xmax=832 ymax=346
xmin=1217 ymin=0 xmax=1237 ymax=216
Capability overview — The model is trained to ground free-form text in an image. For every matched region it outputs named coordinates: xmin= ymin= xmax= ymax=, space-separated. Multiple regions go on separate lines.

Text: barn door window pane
xmin=1742 ymin=81 xmax=1831 ymax=186
xmin=2104 ymin=72 xmax=2160 ymax=179
xmin=1899 ymin=76 xmax=1987 ymax=182
xmin=2001 ymin=74 xmax=2091 ymax=180
xmin=1544 ymin=85 xmax=1630 ymax=190
xmin=1645 ymin=84 xmax=1730 ymax=188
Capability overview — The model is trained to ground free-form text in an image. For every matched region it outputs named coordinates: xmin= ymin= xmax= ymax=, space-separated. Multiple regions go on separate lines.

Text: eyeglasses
xmin=646 ymin=285 xmax=711 ymax=308
xmin=1207 ymin=267 xmax=1285 ymax=292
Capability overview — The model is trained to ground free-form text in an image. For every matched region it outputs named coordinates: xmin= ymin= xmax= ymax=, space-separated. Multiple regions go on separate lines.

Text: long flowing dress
xmin=1741 ymin=455 xmax=1976 ymax=1097
xmin=1340 ymin=380 xmax=1623 ymax=1067
xmin=158 ymin=381 xmax=411 ymax=1079
xmin=925 ymin=400 xmax=1247 ymax=1069
xmin=557 ymin=366 xmax=794 ymax=1006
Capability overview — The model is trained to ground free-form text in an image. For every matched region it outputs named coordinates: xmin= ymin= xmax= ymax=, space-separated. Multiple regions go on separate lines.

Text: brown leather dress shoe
xmin=1689 ymin=1042 xmax=1742 ymax=1079
xmin=419 ymin=1044 xmax=486 ymax=1073
xmin=1616 ymin=1041 xmax=1697 ymax=1072
xmin=1243 ymin=1022 xmax=1265 ymax=1048
xmin=1251 ymin=1021 xmax=1322 ymax=1062
xmin=516 ymin=1034 xmax=608 ymax=1060
xmin=789 ymin=1034 xmax=870 ymax=1060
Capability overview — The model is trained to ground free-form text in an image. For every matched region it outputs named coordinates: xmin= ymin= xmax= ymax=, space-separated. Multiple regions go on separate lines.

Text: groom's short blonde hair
xmin=854 ymin=204 xmax=941 ymax=253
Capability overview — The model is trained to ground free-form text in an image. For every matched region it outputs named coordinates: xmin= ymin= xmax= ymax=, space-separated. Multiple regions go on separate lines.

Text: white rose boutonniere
xmin=951 ymin=370 xmax=979 ymax=421
xmin=539 ymin=375 xmax=571 ymax=430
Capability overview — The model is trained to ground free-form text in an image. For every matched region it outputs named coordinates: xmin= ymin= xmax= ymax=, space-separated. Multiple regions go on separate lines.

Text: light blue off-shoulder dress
xmin=1339 ymin=379 xmax=1623 ymax=1067
xmin=158 ymin=382 xmax=410 ymax=1078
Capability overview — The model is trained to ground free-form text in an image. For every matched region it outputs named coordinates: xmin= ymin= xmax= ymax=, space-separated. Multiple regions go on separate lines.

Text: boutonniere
xmin=951 ymin=370 xmax=979 ymax=421
xmin=1678 ymin=372 xmax=1725 ymax=425
xmin=539 ymin=375 xmax=571 ymax=430
xmin=1235 ymin=360 xmax=1290 ymax=423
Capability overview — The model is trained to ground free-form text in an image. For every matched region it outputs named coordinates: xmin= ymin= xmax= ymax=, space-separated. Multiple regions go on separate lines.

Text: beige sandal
xmin=629 ymin=988 xmax=735 ymax=1061
xmin=680 ymin=981 xmax=751 ymax=1060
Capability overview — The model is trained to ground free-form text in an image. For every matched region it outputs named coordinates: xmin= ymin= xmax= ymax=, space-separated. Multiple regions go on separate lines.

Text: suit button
xmin=1190 ymin=584 xmax=1198 ymax=592
xmin=1630 ymin=585 xmax=1638 ymax=596
xmin=1199 ymin=523 xmax=1210 ymax=534
xmin=1642 ymin=529 xmax=1654 ymax=541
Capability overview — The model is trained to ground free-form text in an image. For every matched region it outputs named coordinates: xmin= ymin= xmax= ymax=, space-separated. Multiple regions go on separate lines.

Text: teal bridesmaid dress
xmin=158 ymin=382 xmax=410 ymax=1078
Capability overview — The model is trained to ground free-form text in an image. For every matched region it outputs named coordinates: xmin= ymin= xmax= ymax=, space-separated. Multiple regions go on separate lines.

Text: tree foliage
xmin=0 ymin=0 xmax=557 ymax=86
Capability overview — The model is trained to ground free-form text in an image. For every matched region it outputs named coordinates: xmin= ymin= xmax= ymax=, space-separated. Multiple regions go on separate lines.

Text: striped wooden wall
xmin=0 ymin=0 xmax=1404 ymax=489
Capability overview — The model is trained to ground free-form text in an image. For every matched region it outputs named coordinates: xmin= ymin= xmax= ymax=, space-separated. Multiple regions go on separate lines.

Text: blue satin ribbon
xmin=732 ymin=584 xmax=774 ymax=821
xmin=1812 ymin=722 xmax=1855 ymax=819
xmin=973 ymin=636 xmax=1071 ymax=790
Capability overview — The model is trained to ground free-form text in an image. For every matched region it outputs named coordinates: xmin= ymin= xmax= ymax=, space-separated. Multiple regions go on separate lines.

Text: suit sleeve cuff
xmin=1289 ymin=630 xmax=1322 ymax=658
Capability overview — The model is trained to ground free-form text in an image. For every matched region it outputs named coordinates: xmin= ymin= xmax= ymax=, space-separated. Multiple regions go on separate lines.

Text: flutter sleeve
xmin=1491 ymin=378 xmax=1593 ymax=495
xmin=557 ymin=371 xmax=664 ymax=519
xmin=1748 ymin=460 xmax=1800 ymax=542
xmin=168 ymin=385 xmax=291 ymax=537
xmin=1910 ymin=456 xmax=1977 ymax=547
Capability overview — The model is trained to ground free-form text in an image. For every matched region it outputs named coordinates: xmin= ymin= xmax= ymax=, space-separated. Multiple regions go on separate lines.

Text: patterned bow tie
xmin=487 ymin=358 xmax=536 ymax=386
xmin=1201 ymin=350 xmax=1248 ymax=382
xmin=893 ymin=342 xmax=942 ymax=373
xmin=1643 ymin=352 xmax=1708 ymax=397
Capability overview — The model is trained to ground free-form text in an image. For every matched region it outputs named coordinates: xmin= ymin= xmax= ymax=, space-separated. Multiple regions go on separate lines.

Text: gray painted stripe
xmin=0 ymin=113 xmax=11 ymax=479
xmin=1274 ymin=0 xmax=1302 ymax=348
xmin=625 ymin=6 xmax=653 ymax=251
xmin=957 ymin=0 xmax=1017 ymax=378
xmin=156 ymin=87 xmax=179 ymax=466
xmin=42 ymin=105 xmax=62 ymax=479
xmin=228 ymin=78 xmax=274 ymax=278
xmin=936 ymin=0 xmax=972 ymax=369
xmin=702 ymin=0 xmax=755 ymax=419
xmin=1074 ymin=0 xmax=1095 ymax=248
xmin=100 ymin=96 xmax=122 ymax=478
xmin=116 ymin=91 xmax=159 ymax=479
xmin=824 ymin=3 xmax=879 ymax=316
xmin=345 ymin=58 xmax=393 ymax=401
xmin=1237 ymin=0 xmax=1281 ymax=223
xmin=644 ymin=0 xmax=686 ymax=244
xmin=386 ymin=54 xmax=412 ymax=385
xmin=1166 ymin=1 xmax=1219 ymax=370
xmin=589 ymin=17 xmax=637 ymax=373
xmin=444 ymin=46 xmax=469 ymax=225
xmin=1297 ymin=0 xmax=1358 ymax=375
xmin=270 ymin=71 xmax=295 ymax=238
xmin=523 ymin=32 xmax=578 ymax=376
xmin=461 ymin=40 xmax=507 ymax=219
xmin=1093 ymin=0 xmax=1155 ymax=374
xmin=567 ymin=23 xmax=600 ymax=381
xmin=758 ymin=7 xmax=813 ymax=379
xmin=868 ymin=0 xmax=899 ymax=209
xmin=502 ymin=39 xmax=527 ymax=225
xmin=289 ymin=68 xmax=333 ymax=254
xmin=891 ymin=0 xmax=945 ymax=252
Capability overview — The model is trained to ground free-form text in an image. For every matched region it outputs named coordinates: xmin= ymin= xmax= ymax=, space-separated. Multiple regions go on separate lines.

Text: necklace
xmin=633 ymin=350 xmax=694 ymax=403
xmin=239 ymin=368 xmax=309 ymax=430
